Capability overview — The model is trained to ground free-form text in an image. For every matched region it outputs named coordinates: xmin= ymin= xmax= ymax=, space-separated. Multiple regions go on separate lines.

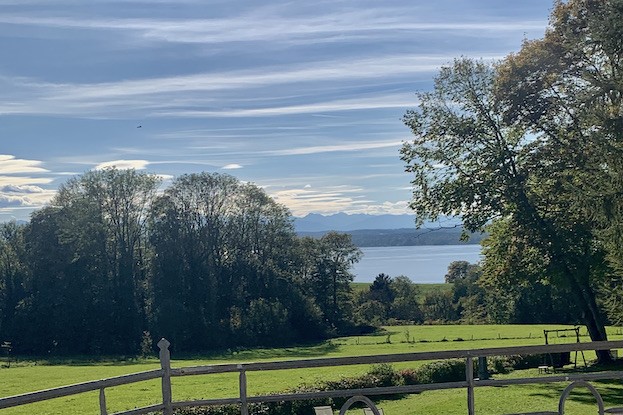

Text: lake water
xmin=352 ymin=244 xmax=482 ymax=283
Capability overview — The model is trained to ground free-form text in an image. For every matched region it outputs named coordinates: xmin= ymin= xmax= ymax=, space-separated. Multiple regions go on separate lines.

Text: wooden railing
xmin=1 ymin=339 xmax=623 ymax=415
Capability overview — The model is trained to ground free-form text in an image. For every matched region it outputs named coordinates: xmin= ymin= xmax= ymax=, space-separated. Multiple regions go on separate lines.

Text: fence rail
xmin=1 ymin=339 xmax=623 ymax=415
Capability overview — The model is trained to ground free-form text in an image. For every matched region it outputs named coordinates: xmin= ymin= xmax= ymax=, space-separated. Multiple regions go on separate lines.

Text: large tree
xmin=496 ymin=0 xmax=623 ymax=328
xmin=400 ymin=56 xmax=613 ymax=361
xmin=148 ymin=172 xmax=324 ymax=350
xmin=20 ymin=168 xmax=159 ymax=354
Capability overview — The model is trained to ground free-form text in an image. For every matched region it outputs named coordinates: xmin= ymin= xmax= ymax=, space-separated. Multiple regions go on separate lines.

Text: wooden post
xmin=99 ymin=388 xmax=107 ymax=415
xmin=466 ymin=356 xmax=475 ymax=415
xmin=239 ymin=366 xmax=249 ymax=415
xmin=158 ymin=338 xmax=173 ymax=415
xmin=477 ymin=356 xmax=489 ymax=380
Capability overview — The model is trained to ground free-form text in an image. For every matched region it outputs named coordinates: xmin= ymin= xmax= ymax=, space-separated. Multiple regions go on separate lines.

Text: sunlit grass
xmin=1 ymin=324 xmax=622 ymax=415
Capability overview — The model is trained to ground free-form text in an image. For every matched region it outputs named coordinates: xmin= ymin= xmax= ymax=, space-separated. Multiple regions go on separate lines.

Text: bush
xmin=397 ymin=368 xmax=419 ymax=385
xmin=487 ymin=354 xmax=544 ymax=374
xmin=414 ymin=359 xmax=467 ymax=384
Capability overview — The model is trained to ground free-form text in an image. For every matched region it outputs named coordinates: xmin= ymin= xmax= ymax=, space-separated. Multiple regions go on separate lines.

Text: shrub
xmin=414 ymin=359 xmax=467 ymax=384
xmin=397 ymin=368 xmax=419 ymax=385
xmin=487 ymin=354 xmax=544 ymax=374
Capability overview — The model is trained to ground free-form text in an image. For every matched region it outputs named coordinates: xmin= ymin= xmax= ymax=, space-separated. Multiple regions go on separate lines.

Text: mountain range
xmin=293 ymin=213 xmax=416 ymax=232
xmin=293 ymin=213 xmax=462 ymax=232
xmin=293 ymin=213 xmax=480 ymax=247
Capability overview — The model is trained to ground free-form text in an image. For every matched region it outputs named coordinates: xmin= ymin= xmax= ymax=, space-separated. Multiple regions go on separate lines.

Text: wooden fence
xmin=1 ymin=339 xmax=623 ymax=415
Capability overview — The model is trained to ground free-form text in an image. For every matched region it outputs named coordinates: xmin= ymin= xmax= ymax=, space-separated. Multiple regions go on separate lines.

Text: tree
xmin=148 ymin=172 xmax=323 ymax=350
xmin=304 ymin=232 xmax=362 ymax=329
xmin=480 ymin=219 xmax=580 ymax=325
xmin=445 ymin=261 xmax=477 ymax=284
xmin=389 ymin=275 xmax=422 ymax=323
xmin=495 ymin=0 xmax=623 ymax=359
xmin=20 ymin=168 xmax=159 ymax=354
xmin=400 ymin=55 xmax=613 ymax=361
xmin=0 ymin=222 xmax=26 ymax=345
xmin=369 ymin=273 xmax=395 ymax=304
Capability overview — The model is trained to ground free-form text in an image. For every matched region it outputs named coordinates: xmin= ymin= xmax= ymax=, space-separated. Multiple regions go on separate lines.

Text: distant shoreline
xmin=297 ymin=227 xmax=485 ymax=247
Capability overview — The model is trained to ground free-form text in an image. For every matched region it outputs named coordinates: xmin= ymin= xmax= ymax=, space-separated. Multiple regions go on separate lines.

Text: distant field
xmin=1 ymin=324 xmax=622 ymax=415
xmin=351 ymin=282 xmax=452 ymax=298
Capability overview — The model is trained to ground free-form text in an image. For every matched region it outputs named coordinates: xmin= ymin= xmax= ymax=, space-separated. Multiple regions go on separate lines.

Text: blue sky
xmin=0 ymin=0 xmax=553 ymax=221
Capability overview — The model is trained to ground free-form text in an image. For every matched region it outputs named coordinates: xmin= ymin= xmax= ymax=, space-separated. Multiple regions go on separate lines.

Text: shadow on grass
xmin=180 ymin=341 xmax=341 ymax=361
xmin=4 ymin=341 xmax=342 ymax=368
xmin=510 ymin=377 xmax=623 ymax=409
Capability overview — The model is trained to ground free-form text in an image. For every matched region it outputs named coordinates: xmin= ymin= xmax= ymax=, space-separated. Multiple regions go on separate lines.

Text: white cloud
xmin=0 ymin=54 xmax=487 ymax=118
xmin=0 ymin=184 xmax=46 ymax=194
xmin=0 ymin=12 xmax=546 ymax=46
xmin=0 ymin=176 xmax=54 ymax=186
xmin=0 ymin=155 xmax=48 ymax=173
xmin=222 ymin=163 xmax=243 ymax=170
xmin=94 ymin=159 xmax=150 ymax=170
xmin=267 ymin=139 xmax=402 ymax=156
xmin=0 ymin=184 xmax=56 ymax=209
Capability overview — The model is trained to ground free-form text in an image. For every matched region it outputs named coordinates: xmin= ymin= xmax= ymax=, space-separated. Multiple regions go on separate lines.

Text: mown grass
xmin=351 ymin=282 xmax=452 ymax=300
xmin=1 ymin=324 xmax=622 ymax=415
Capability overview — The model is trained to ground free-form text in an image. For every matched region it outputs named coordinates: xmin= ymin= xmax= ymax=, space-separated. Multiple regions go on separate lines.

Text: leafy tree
xmin=308 ymin=232 xmax=361 ymax=329
xmin=354 ymin=300 xmax=386 ymax=327
xmin=148 ymin=172 xmax=324 ymax=350
xmin=480 ymin=219 xmax=582 ymax=325
xmin=389 ymin=275 xmax=422 ymax=323
xmin=0 ymin=222 xmax=26 ymax=345
xmin=445 ymin=261 xmax=477 ymax=284
xmin=400 ymin=54 xmax=613 ymax=361
xmin=494 ymin=0 xmax=623 ymax=358
xmin=369 ymin=273 xmax=395 ymax=304
xmin=18 ymin=168 xmax=159 ymax=354
xmin=421 ymin=290 xmax=457 ymax=323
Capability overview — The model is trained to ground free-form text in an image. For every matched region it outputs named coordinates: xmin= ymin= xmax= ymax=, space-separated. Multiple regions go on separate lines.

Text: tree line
xmin=0 ymin=170 xmax=364 ymax=355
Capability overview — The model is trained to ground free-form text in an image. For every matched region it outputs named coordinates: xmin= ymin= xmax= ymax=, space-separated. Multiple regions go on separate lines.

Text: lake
xmin=352 ymin=244 xmax=482 ymax=283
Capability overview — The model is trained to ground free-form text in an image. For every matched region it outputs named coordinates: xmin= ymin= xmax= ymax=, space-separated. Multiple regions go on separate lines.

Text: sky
xmin=0 ymin=0 xmax=554 ymax=222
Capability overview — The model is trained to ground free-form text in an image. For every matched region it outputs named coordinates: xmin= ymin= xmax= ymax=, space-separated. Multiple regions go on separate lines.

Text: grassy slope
xmin=1 ymin=324 xmax=622 ymax=415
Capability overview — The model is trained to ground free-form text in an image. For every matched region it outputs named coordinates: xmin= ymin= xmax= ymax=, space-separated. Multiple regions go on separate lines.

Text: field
xmin=350 ymin=282 xmax=451 ymax=299
xmin=1 ymin=324 xmax=623 ymax=415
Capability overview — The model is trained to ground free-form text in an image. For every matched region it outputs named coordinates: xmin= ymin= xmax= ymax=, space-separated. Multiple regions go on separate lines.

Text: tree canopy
xmin=401 ymin=0 xmax=623 ymax=362
xmin=0 ymin=170 xmax=363 ymax=354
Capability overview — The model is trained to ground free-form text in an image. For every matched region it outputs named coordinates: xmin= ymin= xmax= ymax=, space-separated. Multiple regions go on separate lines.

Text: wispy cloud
xmin=269 ymin=184 xmax=410 ymax=216
xmin=0 ymin=55 xmax=485 ymax=118
xmin=266 ymin=140 xmax=402 ymax=156
xmin=0 ymin=10 xmax=547 ymax=46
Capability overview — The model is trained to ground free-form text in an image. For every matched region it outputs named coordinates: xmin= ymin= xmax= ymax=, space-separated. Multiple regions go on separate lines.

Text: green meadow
xmin=1 ymin=324 xmax=622 ymax=415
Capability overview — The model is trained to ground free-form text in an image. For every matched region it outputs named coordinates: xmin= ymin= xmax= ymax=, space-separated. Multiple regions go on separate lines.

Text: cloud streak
xmin=0 ymin=10 xmax=547 ymax=46
xmin=266 ymin=140 xmax=402 ymax=156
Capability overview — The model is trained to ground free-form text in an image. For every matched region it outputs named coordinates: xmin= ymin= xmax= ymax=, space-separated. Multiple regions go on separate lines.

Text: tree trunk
xmin=566 ymin=266 xmax=613 ymax=364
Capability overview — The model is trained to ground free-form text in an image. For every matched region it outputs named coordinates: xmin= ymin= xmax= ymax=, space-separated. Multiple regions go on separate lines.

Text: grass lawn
xmin=1 ymin=324 xmax=622 ymax=415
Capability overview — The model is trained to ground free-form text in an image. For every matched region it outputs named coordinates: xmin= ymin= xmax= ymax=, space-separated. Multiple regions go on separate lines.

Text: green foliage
xmin=401 ymin=0 xmax=623 ymax=358
xmin=0 ymin=170 xmax=366 ymax=355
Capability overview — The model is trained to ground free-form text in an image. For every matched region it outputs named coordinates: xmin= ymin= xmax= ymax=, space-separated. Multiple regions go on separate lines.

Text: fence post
xmin=239 ymin=365 xmax=249 ymax=415
xmin=466 ymin=355 xmax=475 ymax=415
xmin=477 ymin=356 xmax=489 ymax=380
xmin=99 ymin=388 xmax=107 ymax=415
xmin=158 ymin=338 xmax=173 ymax=415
